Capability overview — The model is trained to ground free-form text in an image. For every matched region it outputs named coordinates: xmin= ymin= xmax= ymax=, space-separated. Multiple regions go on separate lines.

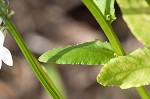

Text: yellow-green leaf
xmin=116 ymin=0 xmax=150 ymax=46
xmin=97 ymin=47 xmax=150 ymax=89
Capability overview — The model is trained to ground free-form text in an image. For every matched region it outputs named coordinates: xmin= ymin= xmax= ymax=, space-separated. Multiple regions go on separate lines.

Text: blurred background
xmin=0 ymin=0 xmax=147 ymax=99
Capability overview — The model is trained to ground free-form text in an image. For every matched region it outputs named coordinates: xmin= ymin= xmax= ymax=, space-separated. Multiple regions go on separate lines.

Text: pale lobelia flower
xmin=0 ymin=30 xmax=13 ymax=69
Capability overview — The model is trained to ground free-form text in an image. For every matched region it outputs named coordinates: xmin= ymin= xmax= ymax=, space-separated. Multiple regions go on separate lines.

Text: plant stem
xmin=82 ymin=0 xmax=125 ymax=56
xmin=0 ymin=1 xmax=62 ymax=99
xmin=82 ymin=0 xmax=150 ymax=99
xmin=137 ymin=86 xmax=150 ymax=99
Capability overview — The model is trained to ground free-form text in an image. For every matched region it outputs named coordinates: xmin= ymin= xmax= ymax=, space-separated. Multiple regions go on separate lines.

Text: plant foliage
xmin=116 ymin=0 xmax=150 ymax=46
xmin=97 ymin=47 xmax=150 ymax=89
xmin=39 ymin=40 xmax=115 ymax=65
xmin=93 ymin=0 xmax=116 ymax=23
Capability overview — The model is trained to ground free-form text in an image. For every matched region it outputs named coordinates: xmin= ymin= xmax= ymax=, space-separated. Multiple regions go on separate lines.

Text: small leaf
xmin=116 ymin=0 xmax=150 ymax=46
xmin=39 ymin=40 xmax=115 ymax=65
xmin=93 ymin=0 xmax=116 ymax=23
xmin=97 ymin=47 xmax=150 ymax=89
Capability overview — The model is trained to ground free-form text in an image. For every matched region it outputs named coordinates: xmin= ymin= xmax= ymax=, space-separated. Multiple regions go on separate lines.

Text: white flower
xmin=0 ymin=30 xmax=13 ymax=69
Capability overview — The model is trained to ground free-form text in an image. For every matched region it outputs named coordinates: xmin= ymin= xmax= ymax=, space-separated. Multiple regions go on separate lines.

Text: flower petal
xmin=0 ymin=30 xmax=4 ymax=47
xmin=1 ymin=47 xmax=13 ymax=66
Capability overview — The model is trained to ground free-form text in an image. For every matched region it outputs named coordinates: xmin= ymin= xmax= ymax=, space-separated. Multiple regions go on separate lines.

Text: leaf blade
xmin=116 ymin=0 xmax=150 ymax=46
xmin=39 ymin=40 xmax=115 ymax=65
xmin=97 ymin=47 xmax=150 ymax=89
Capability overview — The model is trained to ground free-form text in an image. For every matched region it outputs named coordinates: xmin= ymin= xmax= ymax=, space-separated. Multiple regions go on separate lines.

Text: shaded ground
xmin=0 ymin=0 xmax=146 ymax=99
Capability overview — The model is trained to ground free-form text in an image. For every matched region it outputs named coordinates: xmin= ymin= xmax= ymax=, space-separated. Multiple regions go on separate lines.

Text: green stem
xmin=82 ymin=0 xmax=150 ymax=99
xmin=0 ymin=1 xmax=62 ymax=99
xmin=137 ymin=86 xmax=150 ymax=99
xmin=82 ymin=0 xmax=125 ymax=56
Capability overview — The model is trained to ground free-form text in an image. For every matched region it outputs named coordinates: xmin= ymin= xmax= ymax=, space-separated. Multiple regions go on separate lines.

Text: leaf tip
xmin=38 ymin=55 xmax=46 ymax=63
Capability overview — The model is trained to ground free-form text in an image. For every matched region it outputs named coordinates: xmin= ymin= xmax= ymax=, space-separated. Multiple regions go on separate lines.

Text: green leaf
xmin=39 ymin=40 xmax=115 ymax=65
xmin=97 ymin=47 xmax=150 ymax=89
xmin=145 ymin=0 xmax=150 ymax=6
xmin=93 ymin=0 xmax=116 ymax=23
xmin=116 ymin=0 xmax=150 ymax=46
